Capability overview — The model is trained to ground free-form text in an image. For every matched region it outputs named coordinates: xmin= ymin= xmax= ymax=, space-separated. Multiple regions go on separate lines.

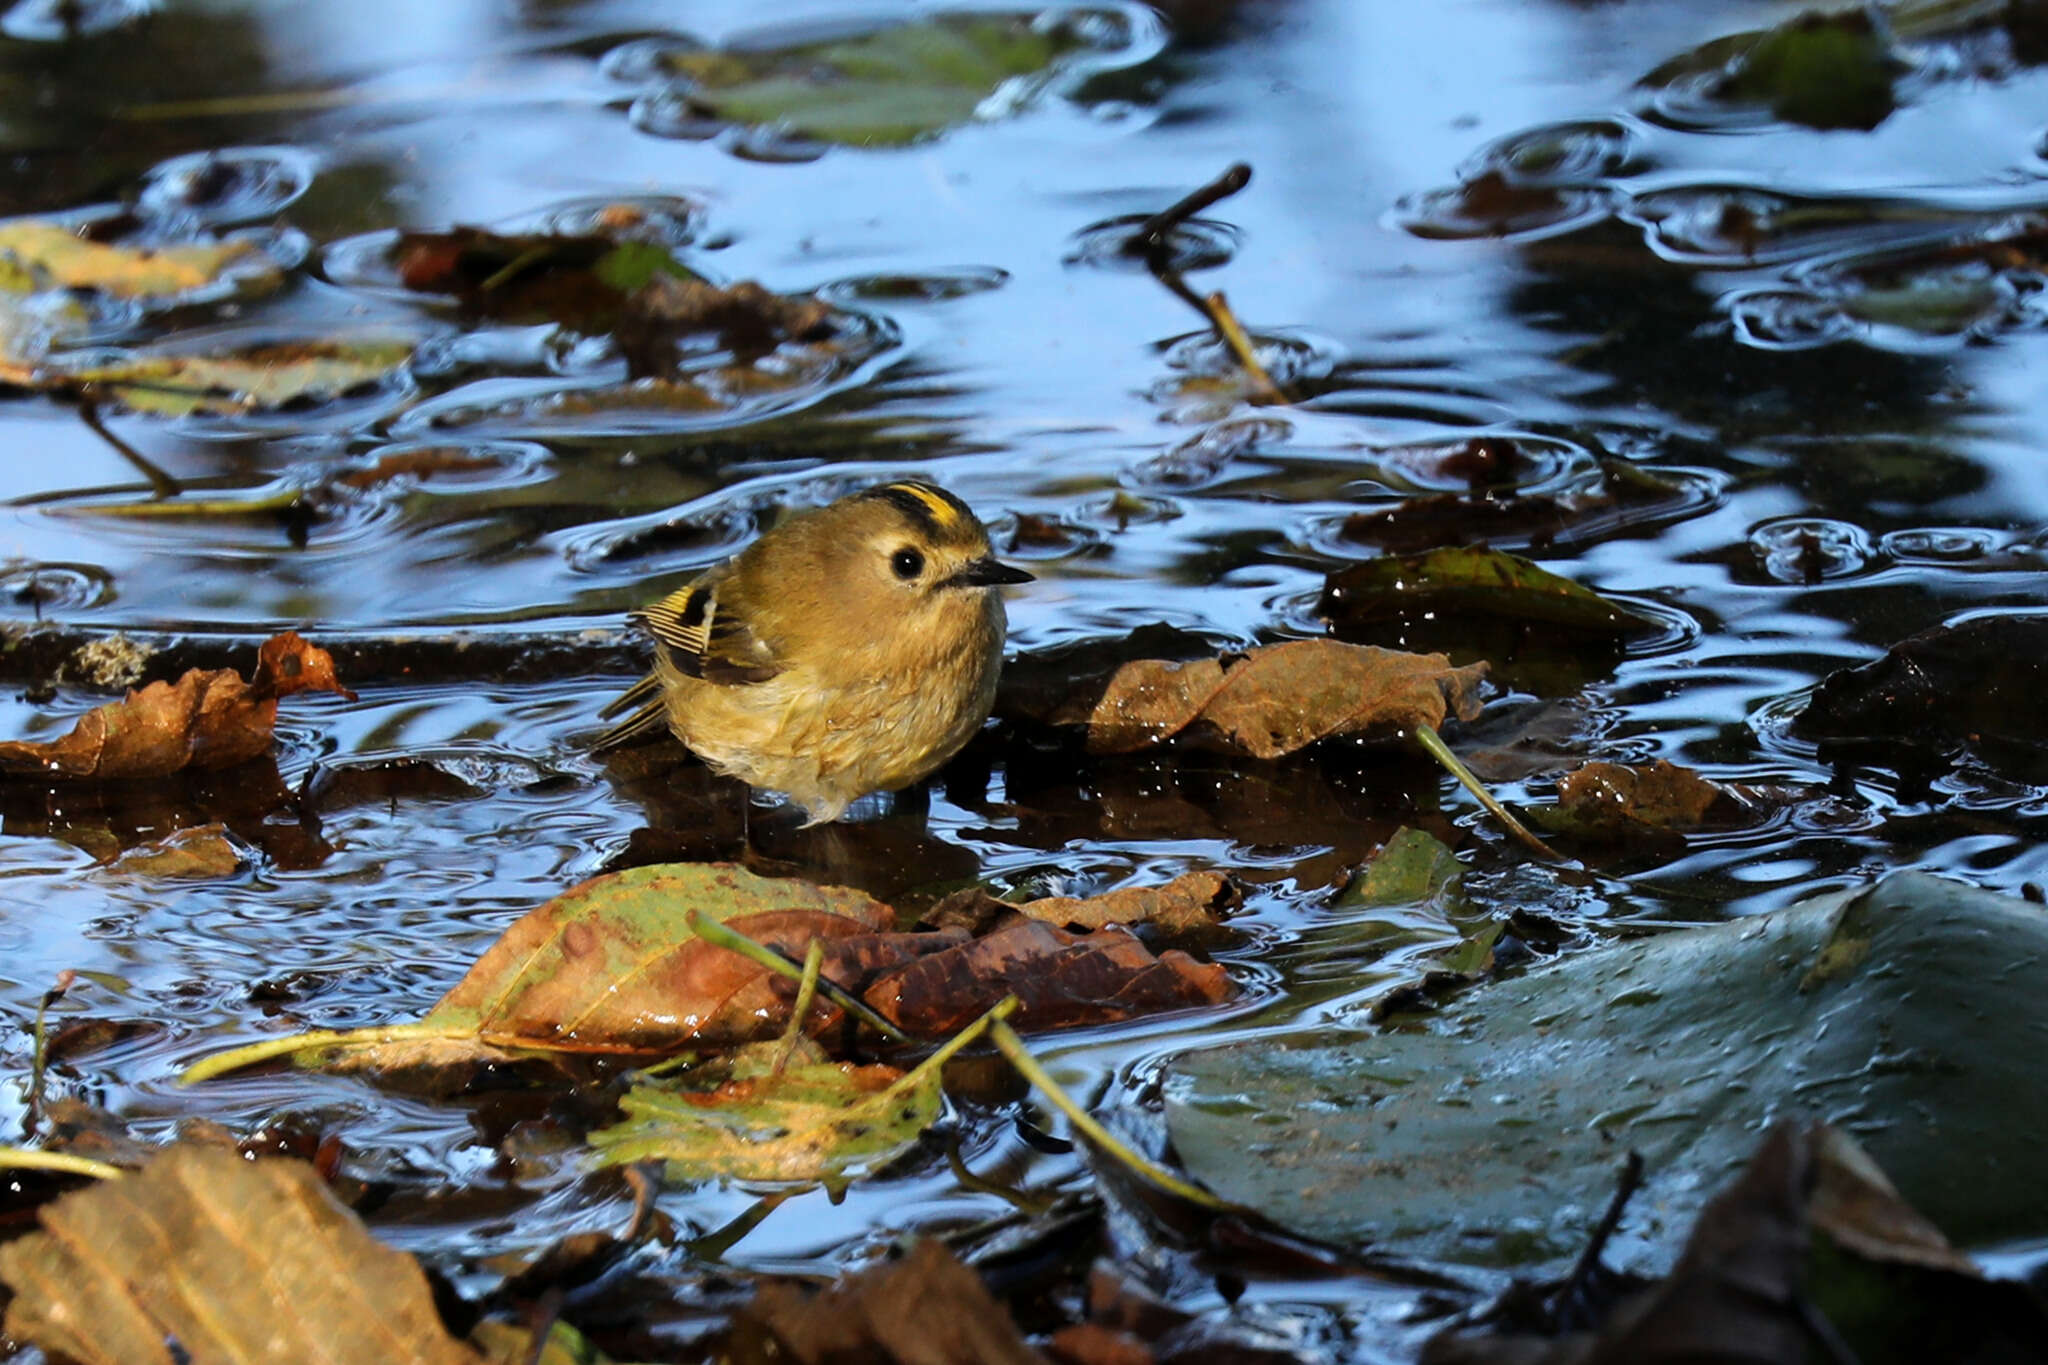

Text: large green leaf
xmin=1165 ymin=872 xmax=2048 ymax=1272
xmin=657 ymin=12 xmax=1091 ymax=146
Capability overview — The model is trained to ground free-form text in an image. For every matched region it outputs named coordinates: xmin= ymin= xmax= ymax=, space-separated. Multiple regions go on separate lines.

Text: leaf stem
xmin=686 ymin=911 xmax=910 ymax=1043
xmin=883 ymin=996 xmax=1020 ymax=1101
xmin=1199 ymin=290 xmax=1288 ymax=405
xmin=0 ymin=1146 xmax=124 ymax=1180
xmin=1413 ymin=722 xmax=1565 ymax=863
xmin=988 ymin=1019 xmax=1238 ymax=1212
xmin=178 ymin=1023 xmax=472 ymax=1085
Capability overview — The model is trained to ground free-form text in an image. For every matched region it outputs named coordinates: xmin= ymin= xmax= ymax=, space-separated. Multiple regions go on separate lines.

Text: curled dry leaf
xmin=0 ymin=631 xmax=355 ymax=780
xmin=0 ymin=1144 xmax=480 ymax=1365
xmin=865 ymin=918 xmax=1234 ymax=1036
xmin=1012 ymin=638 xmax=1488 ymax=757
xmin=927 ymin=869 xmax=1241 ymax=936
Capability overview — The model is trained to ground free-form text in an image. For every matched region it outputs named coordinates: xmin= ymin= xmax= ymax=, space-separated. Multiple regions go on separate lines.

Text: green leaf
xmin=1166 ymin=872 xmax=2048 ymax=1272
xmin=1320 ymin=545 xmax=1657 ymax=636
xmin=662 ymin=12 xmax=1085 ymax=147
xmin=1722 ymin=10 xmax=1899 ymax=131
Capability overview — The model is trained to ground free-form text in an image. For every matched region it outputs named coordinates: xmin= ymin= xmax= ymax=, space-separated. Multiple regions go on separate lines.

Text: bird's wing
xmin=635 ymin=574 xmax=784 ymax=686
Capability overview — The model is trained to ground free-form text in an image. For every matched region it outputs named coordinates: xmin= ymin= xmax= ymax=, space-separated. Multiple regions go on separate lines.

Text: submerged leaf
xmin=1168 ymin=871 xmax=2048 ymax=1271
xmin=1008 ymin=638 xmax=1487 ymax=757
xmin=0 ymin=1144 xmax=481 ymax=1365
xmin=0 ymin=631 xmax=354 ymax=780
xmin=1541 ymin=758 xmax=1808 ymax=843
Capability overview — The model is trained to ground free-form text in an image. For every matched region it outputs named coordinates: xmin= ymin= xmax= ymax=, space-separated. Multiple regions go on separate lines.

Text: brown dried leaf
xmin=1025 ymin=639 xmax=1487 ymax=757
xmin=735 ymin=1238 xmax=1048 ymax=1365
xmin=0 ymin=1144 xmax=480 ymax=1365
xmin=1550 ymin=759 xmax=1801 ymax=840
xmin=0 ymin=631 xmax=353 ymax=780
xmin=103 ymin=823 xmax=241 ymax=879
xmin=865 ymin=918 xmax=1234 ymax=1035
xmin=929 ymin=870 xmax=1241 ymax=936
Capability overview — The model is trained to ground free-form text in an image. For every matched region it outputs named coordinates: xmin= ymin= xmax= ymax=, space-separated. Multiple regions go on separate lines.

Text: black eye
xmin=891 ymin=546 xmax=925 ymax=579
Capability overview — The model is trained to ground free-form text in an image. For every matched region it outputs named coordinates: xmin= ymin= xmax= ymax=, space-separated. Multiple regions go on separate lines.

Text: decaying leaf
xmin=0 ymin=631 xmax=355 ymax=780
xmin=0 ymin=219 xmax=281 ymax=300
xmin=57 ymin=336 xmax=414 ymax=417
xmin=1005 ymin=638 xmax=1487 ymax=757
xmin=0 ymin=1144 xmax=481 ymax=1365
xmin=732 ymin=1238 xmax=1048 ymax=1365
xmin=101 ymin=823 xmax=241 ymax=878
xmin=925 ymin=869 xmax=1240 ymax=935
xmin=1543 ymin=758 xmax=1805 ymax=841
xmin=316 ymin=863 xmax=900 ymax=1071
xmin=865 ymin=918 xmax=1233 ymax=1036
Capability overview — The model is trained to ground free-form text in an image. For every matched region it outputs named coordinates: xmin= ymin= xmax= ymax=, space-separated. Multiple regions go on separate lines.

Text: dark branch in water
xmin=1135 ymin=161 xmax=1251 ymax=265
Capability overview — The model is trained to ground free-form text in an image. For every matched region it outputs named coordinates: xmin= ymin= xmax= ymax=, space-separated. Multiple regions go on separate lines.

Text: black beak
xmin=945 ymin=556 xmax=1035 ymax=589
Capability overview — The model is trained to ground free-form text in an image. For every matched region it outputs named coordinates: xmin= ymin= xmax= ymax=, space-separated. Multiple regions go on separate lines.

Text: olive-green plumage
xmin=596 ymin=480 xmax=1032 ymax=824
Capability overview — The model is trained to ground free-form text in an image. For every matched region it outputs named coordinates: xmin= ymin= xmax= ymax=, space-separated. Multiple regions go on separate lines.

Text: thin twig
xmin=988 ymin=1019 xmax=1238 ymax=1212
xmin=1198 ymin=289 xmax=1288 ymax=404
xmin=1136 ymin=162 xmax=1252 ymax=259
xmin=1413 ymin=722 xmax=1566 ymax=862
xmin=74 ymin=399 xmax=182 ymax=499
xmin=0 ymin=1146 xmax=124 ymax=1180
xmin=24 ymin=969 xmax=74 ymax=1138
xmin=1554 ymin=1149 xmax=1644 ymax=1316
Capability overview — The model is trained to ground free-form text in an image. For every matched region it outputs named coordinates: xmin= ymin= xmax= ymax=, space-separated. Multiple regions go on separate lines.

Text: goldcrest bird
xmin=595 ymin=480 xmax=1033 ymax=825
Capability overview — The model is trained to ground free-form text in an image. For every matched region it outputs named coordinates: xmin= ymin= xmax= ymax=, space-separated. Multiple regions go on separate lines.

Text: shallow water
xmin=3 ymin=0 xmax=2047 ymax=1355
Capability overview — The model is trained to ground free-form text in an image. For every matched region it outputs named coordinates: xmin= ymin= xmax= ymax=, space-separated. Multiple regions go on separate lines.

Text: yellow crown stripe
xmin=880 ymin=481 xmax=964 ymax=531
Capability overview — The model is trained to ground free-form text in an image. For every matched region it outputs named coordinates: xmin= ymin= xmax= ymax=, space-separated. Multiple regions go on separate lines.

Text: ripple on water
xmin=1742 ymin=517 xmax=1879 ymax=585
xmin=137 ymin=147 xmax=319 ymax=229
xmin=0 ymin=561 xmax=115 ymax=612
xmin=1064 ymin=213 xmax=1242 ymax=274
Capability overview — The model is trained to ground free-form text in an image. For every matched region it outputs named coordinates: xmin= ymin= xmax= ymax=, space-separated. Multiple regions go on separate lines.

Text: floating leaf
xmin=1719 ymin=9 xmax=1899 ymax=131
xmin=0 ymin=1144 xmax=481 ymax=1365
xmin=1167 ymin=871 xmax=2048 ymax=1271
xmin=1321 ymin=546 xmax=1657 ymax=638
xmin=1540 ymin=758 xmax=1808 ymax=843
xmin=925 ymin=869 xmax=1241 ymax=936
xmin=0 ymin=632 xmax=354 ymax=781
xmin=0 ymin=219 xmax=280 ymax=300
xmin=1005 ymin=638 xmax=1488 ymax=757
xmin=644 ymin=12 xmax=1091 ymax=148
xmin=57 ymin=336 xmax=414 ymax=417
xmin=864 ymin=918 xmax=1234 ymax=1036
xmin=184 ymin=863 xmax=901 ymax=1080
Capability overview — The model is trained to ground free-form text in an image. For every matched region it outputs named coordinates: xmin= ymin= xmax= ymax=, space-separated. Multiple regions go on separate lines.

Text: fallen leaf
xmin=0 ymin=1144 xmax=481 ymax=1365
xmin=732 ymin=1238 xmax=1049 ymax=1365
xmin=0 ymin=219 xmax=278 ymax=300
xmin=58 ymin=336 xmax=414 ymax=417
xmin=0 ymin=631 xmax=354 ymax=780
xmin=865 ymin=918 xmax=1233 ymax=1036
xmin=329 ymin=446 xmax=505 ymax=491
xmin=102 ymin=823 xmax=241 ymax=878
xmin=1543 ymin=759 xmax=1805 ymax=841
xmin=1320 ymin=546 xmax=1657 ymax=638
xmin=1006 ymin=638 xmax=1487 ymax=757
xmin=927 ymin=869 xmax=1241 ymax=935
xmin=589 ymin=1038 xmax=925 ymax=1184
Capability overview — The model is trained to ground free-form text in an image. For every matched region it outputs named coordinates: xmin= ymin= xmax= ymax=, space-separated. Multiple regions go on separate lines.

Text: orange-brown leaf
xmin=0 ymin=632 xmax=352 ymax=781
xmin=1037 ymin=639 xmax=1487 ymax=757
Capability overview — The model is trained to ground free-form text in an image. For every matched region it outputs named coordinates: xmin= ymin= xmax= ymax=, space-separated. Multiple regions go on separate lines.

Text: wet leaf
xmin=102 ymin=822 xmax=241 ymax=878
xmin=1793 ymin=612 xmax=2048 ymax=774
xmin=1167 ymin=871 xmax=2048 ymax=1271
xmin=1540 ymin=758 xmax=1808 ymax=842
xmin=0 ymin=631 xmax=354 ymax=781
xmin=925 ymin=869 xmax=1241 ymax=935
xmin=317 ymin=863 xmax=897 ymax=1069
xmin=652 ymin=13 xmax=1085 ymax=147
xmin=732 ymin=1238 xmax=1048 ymax=1365
xmin=58 ymin=337 xmax=414 ymax=417
xmin=1720 ymin=10 xmax=1899 ymax=131
xmin=865 ymin=918 xmax=1233 ymax=1035
xmin=1006 ymin=638 xmax=1488 ymax=757
xmin=1321 ymin=546 xmax=1657 ymax=638
xmin=0 ymin=1144 xmax=481 ymax=1365
xmin=394 ymin=226 xmax=696 ymax=329
xmin=0 ymin=219 xmax=280 ymax=299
